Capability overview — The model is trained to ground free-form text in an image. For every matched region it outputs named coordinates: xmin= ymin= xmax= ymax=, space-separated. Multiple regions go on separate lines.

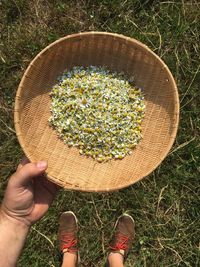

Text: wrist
xmin=0 ymin=208 xmax=30 ymax=234
xmin=0 ymin=208 xmax=30 ymax=267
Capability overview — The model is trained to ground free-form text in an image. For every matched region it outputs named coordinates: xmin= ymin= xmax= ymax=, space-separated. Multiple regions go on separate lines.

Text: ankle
xmin=108 ymin=252 xmax=124 ymax=264
xmin=63 ymin=252 xmax=77 ymax=264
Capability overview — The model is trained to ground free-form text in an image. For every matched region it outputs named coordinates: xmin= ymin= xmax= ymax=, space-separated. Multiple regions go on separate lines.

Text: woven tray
xmin=14 ymin=32 xmax=179 ymax=192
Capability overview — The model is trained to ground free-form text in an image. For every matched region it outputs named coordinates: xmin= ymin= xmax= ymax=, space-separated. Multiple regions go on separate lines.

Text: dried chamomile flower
xmin=49 ymin=66 xmax=145 ymax=162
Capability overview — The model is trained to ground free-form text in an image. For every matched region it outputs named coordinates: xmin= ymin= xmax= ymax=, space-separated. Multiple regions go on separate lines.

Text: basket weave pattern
xmin=14 ymin=32 xmax=179 ymax=192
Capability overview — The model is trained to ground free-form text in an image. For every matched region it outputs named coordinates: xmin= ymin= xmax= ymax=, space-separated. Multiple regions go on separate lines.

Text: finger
xmin=11 ymin=161 xmax=48 ymax=187
xmin=37 ymin=176 xmax=60 ymax=197
xmin=42 ymin=174 xmax=62 ymax=191
xmin=17 ymin=156 xmax=30 ymax=171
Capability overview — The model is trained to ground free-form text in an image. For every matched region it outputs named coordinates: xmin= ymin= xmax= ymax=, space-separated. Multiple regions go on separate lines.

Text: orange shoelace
xmin=60 ymin=233 xmax=78 ymax=252
xmin=110 ymin=234 xmax=130 ymax=251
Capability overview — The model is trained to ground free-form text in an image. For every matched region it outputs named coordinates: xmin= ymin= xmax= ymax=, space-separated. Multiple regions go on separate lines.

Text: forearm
xmin=0 ymin=210 xmax=30 ymax=267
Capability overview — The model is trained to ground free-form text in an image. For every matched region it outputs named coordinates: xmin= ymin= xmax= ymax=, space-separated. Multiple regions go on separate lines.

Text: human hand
xmin=0 ymin=157 xmax=59 ymax=227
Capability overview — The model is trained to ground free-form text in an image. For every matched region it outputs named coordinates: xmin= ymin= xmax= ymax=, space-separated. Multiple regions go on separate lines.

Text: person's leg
xmin=58 ymin=211 xmax=79 ymax=267
xmin=107 ymin=253 xmax=124 ymax=267
xmin=61 ymin=253 xmax=77 ymax=267
xmin=106 ymin=214 xmax=135 ymax=267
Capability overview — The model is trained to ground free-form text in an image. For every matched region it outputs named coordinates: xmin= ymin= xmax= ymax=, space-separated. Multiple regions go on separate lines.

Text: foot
xmin=108 ymin=214 xmax=135 ymax=261
xmin=58 ymin=211 xmax=78 ymax=255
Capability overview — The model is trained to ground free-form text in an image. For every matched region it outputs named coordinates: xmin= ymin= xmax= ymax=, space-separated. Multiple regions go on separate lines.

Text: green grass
xmin=0 ymin=0 xmax=199 ymax=266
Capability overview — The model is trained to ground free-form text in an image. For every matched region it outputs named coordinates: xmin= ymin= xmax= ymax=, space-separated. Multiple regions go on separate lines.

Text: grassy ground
xmin=0 ymin=0 xmax=199 ymax=266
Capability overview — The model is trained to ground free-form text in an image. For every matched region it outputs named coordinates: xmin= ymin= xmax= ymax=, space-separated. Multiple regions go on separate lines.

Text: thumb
xmin=11 ymin=161 xmax=48 ymax=187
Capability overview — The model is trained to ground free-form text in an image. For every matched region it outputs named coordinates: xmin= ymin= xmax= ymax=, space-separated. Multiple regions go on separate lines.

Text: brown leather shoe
xmin=58 ymin=211 xmax=78 ymax=254
xmin=109 ymin=214 xmax=135 ymax=260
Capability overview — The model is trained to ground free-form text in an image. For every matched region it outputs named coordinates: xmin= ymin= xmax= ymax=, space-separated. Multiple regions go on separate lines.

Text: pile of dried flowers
xmin=49 ymin=66 xmax=145 ymax=162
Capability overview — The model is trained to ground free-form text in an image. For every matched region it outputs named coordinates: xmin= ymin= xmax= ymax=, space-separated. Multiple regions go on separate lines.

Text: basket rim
xmin=14 ymin=31 xmax=180 ymax=192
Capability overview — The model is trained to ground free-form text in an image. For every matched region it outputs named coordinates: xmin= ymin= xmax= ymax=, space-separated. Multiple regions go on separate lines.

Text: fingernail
xmin=36 ymin=161 xmax=48 ymax=170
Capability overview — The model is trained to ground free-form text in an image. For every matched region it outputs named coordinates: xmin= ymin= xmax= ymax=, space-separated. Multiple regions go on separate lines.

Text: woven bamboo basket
xmin=14 ymin=32 xmax=179 ymax=192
